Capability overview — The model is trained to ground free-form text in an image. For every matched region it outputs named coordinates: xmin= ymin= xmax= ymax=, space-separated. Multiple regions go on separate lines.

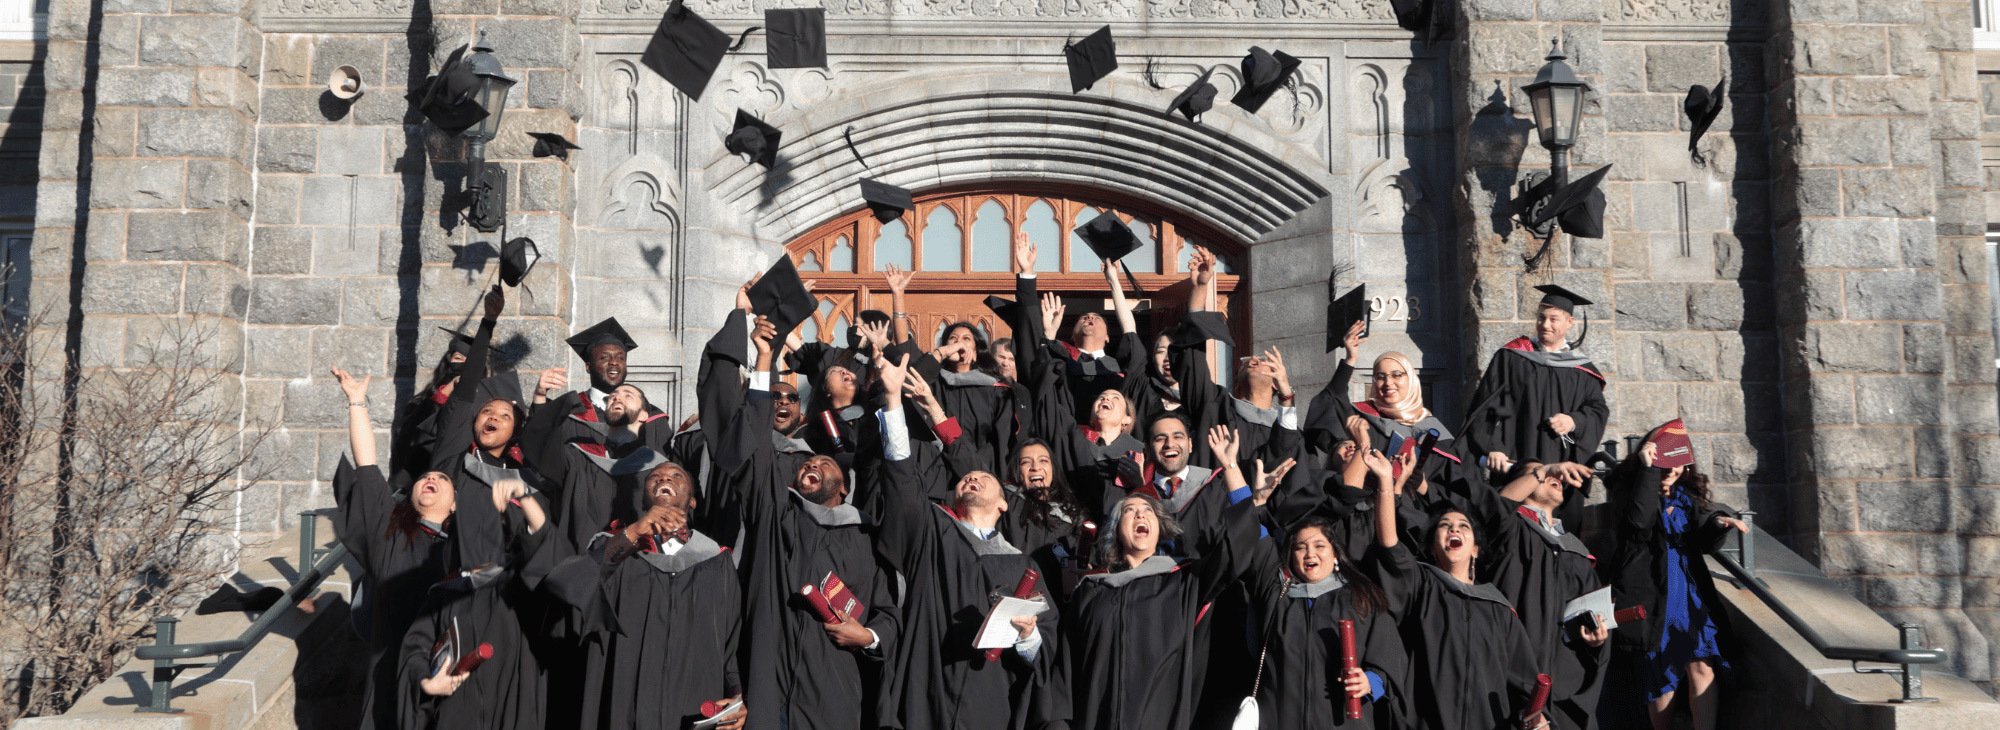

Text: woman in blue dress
xmin=1603 ymin=427 xmax=1748 ymax=730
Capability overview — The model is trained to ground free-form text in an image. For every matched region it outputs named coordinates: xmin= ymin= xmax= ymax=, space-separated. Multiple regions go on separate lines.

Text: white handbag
xmin=1232 ymin=575 xmax=1291 ymax=730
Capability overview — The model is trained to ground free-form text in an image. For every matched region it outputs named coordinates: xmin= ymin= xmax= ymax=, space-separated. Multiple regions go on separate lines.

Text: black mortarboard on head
xmin=1327 ymin=283 xmax=1368 ymax=353
xmin=1231 ymin=46 xmax=1301 ymax=114
xmin=726 ymin=109 xmax=782 ymax=168
xmin=1529 ymin=164 xmax=1612 ymax=240
xmin=500 ymin=237 xmax=539 ymax=287
xmin=1167 ymin=66 xmax=1218 ymax=122
xmin=439 ymin=326 xmax=477 ymax=356
xmin=1179 ymin=310 xmax=1233 ymax=344
xmin=1683 ymin=75 xmax=1727 ymax=152
xmin=642 ymin=0 xmax=732 ymax=101
xmin=474 ymin=369 xmax=527 ymax=409
xmin=765 ymin=8 xmax=827 ymax=69
xmin=1533 ymin=284 xmax=1593 ymax=315
xmin=527 ymin=132 xmax=581 ymax=160
xmin=1064 ymin=26 xmax=1119 ymax=93
xmin=860 ymin=178 xmax=915 ymax=224
xmin=567 ymin=318 xmax=638 ymax=363
xmin=748 ymin=254 xmax=817 ymax=343
xmin=419 ymin=45 xmax=490 ymax=136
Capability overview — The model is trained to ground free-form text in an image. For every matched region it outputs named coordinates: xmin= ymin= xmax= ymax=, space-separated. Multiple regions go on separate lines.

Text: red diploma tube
xmin=1339 ymin=619 xmax=1362 ymax=719
xmin=1521 ymin=673 xmax=1552 ymax=730
xmin=1614 ymin=605 xmax=1647 ymax=625
xmin=800 ymin=584 xmax=841 ymax=624
xmin=985 ymin=568 xmax=1043 ymax=662
xmin=452 ymin=642 xmax=493 ymax=674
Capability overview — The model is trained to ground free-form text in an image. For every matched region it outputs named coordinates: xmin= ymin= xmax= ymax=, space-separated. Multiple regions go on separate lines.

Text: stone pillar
xmin=1767 ymin=0 xmax=1991 ymax=687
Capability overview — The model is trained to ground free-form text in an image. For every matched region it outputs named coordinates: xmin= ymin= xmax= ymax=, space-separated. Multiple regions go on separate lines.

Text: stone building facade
xmin=20 ymin=0 xmax=2000 ymax=696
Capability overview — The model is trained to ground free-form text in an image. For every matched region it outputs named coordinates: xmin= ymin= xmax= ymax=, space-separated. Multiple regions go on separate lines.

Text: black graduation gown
xmin=1245 ymin=539 xmax=1410 ymax=730
xmin=1304 ymin=361 xmax=1477 ymax=487
xmin=878 ymin=438 xmax=1063 ymax=730
xmin=1602 ymin=464 xmax=1740 ymax=654
xmin=1365 ymin=541 xmax=1544 ymax=730
xmin=333 ymin=459 xmax=455 ymax=730
xmin=1065 ymin=497 xmax=1263 ymax=730
xmin=1463 ymin=337 xmax=1610 ymax=527
xmin=539 ymin=529 xmax=743 ymax=730
xmin=393 ymin=385 xmax=451 ymax=480
xmin=1165 ymin=319 xmax=1303 ymax=476
xmin=1012 ymin=275 xmax=1143 ymax=524
xmin=397 ymin=564 xmax=546 ymax=730
xmin=1447 ymin=474 xmax=1608 ymax=730
xmin=921 ymin=366 xmax=1019 ymax=478
xmin=710 ymin=386 xmax=901 ymax=730
xmin=426 ymin=317 xmax=540 ymax=570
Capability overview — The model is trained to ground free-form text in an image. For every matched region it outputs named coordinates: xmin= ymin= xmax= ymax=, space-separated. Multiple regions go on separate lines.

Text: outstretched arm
xmin=334 ymin=367 xmax=376 ymax=467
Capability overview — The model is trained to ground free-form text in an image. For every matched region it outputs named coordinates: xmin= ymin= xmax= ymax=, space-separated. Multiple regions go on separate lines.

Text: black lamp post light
xmin=1516 ymin=39 xmax=1587 ymax=241
xmin=461 ymin=34 xmax=517 ymax=233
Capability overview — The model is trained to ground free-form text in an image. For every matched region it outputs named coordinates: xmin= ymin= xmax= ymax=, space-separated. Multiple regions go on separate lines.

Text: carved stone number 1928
xmin=1369 ymin=295 xmax=1421 ymax=322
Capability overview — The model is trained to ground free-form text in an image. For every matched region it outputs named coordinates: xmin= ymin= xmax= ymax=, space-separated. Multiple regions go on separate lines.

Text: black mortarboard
xmin=748 ymin=255 xmax=817 ymax=342
xmin=765 ymin=8 xmax=827 ymax=69
xmin=860 ymin=178 xmax=915 ymax=224
xmin=1328 ymin=283 xmax=1368 ymax=353
xmin=1074 ymin=214 xmax=1140 ymax=263
xmin=500 ymin=236 xmax=539 ymax=287
xmin=1180 ymin=310 xmax=1233 ymax=343
xmin=1533 ymin=284 xmax=1593 ymax=314
xmin=474 ymin=369 xmax=526 ymax=408
xmin=1230 ymin=46 xmax=1301 ymax=114
xmin=1064 ymin=26 xmax=1119 ymax=93
xmin=439 ymin=326 xmax=477 ymax=356
xmin=419 ymin=46 xmax=490 ymax=136
xmin=1684 ymin=76 xmax=1727 ymax=152
xmin=1166 ymin=66 xmax=1218 ymax=122
xmin=642 ymin=0 xmax=732 ymax=101
xmin=527 ymin=132 xmax=581 ymax=160
xmin=567 ymin=318 xmax=638 ymax=362
xmin=1529 ymin=164 xmax=1612 ymax=239
xmin=983 ymin=295 xmax=1020 ymax=324
xmin=726 ymin=110 xmax=782 ymax=168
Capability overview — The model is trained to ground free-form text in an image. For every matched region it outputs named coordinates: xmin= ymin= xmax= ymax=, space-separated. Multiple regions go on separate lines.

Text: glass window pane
xmin=1215 ymin=338 xmax=1233 ymax=390
xmin=799 ymin=251 xmax=821 ymax=272
xmin=1069 ymin=208 xmax=1102 ymax=271
xmin=1123 ymin=215 xmax=1159 ymax=274
xmin=875 ymin=221 xmax=912 ymax=271
xmin=923 ymin=206 xmax=962 ymax=271
xmin=1178 ymin=239 xmax=1233 ymax=275
xmin=970 ymin=200 xmax=1010 ymax=271
xmin=830 ymin=235 xmax=854 ymax=272
xmin=1024 ymin=201 xmax=1062 ymax=273
xmin=831 ymin=316 xmax=850 ymax=348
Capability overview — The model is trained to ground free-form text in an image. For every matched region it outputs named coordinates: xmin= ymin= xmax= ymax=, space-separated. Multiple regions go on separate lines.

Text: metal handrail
xmin=1709 ymin=511 xmax=1947 ymax=703
xmin=133 ymin=510 xmax=348 ymax=714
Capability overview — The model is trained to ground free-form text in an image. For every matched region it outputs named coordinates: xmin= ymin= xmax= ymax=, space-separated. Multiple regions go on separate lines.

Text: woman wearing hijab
xmin=1304 ymin=320 xmax=1473 ymax=493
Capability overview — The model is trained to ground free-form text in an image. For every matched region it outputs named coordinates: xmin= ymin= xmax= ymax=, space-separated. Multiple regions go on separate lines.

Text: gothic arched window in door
xmin=784 ymin=187 xmax=1247 ymax=364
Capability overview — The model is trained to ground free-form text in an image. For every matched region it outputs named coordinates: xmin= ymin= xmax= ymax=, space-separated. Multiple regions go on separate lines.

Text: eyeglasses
xmin=773 ymin=393 xmax=801 ymax=404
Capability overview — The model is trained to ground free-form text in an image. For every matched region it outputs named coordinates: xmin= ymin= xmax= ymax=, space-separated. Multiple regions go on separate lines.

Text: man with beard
xmin=871 ymin=352 xmax=1063 ymax=730
xmin=538 ymin=460 xmax=746 ymax=730
xmin=708 ymin=314 xmax=899 ymax=730
xmin=520 ymin=382 xmax=677 ymax=553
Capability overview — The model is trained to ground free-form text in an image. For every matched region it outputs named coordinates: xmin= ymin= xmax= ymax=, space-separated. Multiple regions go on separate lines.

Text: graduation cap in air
xmin=1075 ymin=214 xmax=1146 ymax=294
xmin=567 ymin=318 xmax=639 ymax=363
xmin=1166 ymin=66 xmax=1218 ymax=122
xmin=1683 ymin=76 xmax=1727 ymax=152
xmin=418 ymin=45 xmax=490 ymax=136
xmin=983 ymin=295 xmax=1021 ymax=325
xmin=1230 ymin=46 xmax=1301 ymax=114
xmin=527 ymin=132 xmax=581 ymax=161
xmin=1532 ymin=284 xmax=1593 ymax=315
xmin=500 ymin=236 xmax=539 ymax=287
xmin=642 ymin=0 xmax=732 ymax=101
xmin=1064 ymin=26 xmax=1119 ymax=93
xmin=860 ymin=178 xmax=915 ymax=224
xmin=747 ymin=254 xmax=817 ymax=342
xmin=1179 ymin=310 xmax=1233 ymax=344
xmin=439 ymin=326 xmax=477 ymax=356
xmin=1327 ymin=283 xmax=1369 ymax=353
xmin=1528 ymin=164 xmax=1612 ymax=239
xmin=765 ymin=8 xmax=828 ymax=69
xmin=725 ymin=110 xmax=782 ymax=168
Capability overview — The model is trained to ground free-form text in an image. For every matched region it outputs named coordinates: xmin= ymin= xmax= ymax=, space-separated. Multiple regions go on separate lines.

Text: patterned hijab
xmin=1369 ymin=351 xmax=1430 ymax=425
